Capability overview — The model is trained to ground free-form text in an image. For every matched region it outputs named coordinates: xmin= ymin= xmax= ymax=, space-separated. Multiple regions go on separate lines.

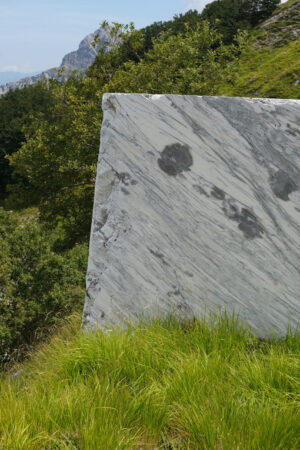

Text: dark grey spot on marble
xmin=86 ymin=281 xmax=101 ymax=297
xmin=286 ymin=123 xmax=299 ymax=136
xmin=223 ymin=200 xmax=264 ymax=239
xmin=93 ymin=208 xmax=108 ymax=232
xmin=131 ymin=179 xmax=138 ymax=185
xmin=184 ymin=271 xmax=194 ymax=277
xmin=270 ymin=170 xmax=297 ymax=201
xmin=193 ymin=184 xmax=209 ymax=197
xmin=238 ymin=208 xmax=264 ymax=239
xmin=158 ymin=143 xmax=193 ymax=176
xmin=167 ymin=288 xmax=181 ymax=297
xmin=211 ymin=186 xmax=225 ymax=200
xmin=118 ymin=172 xmax=131 ymax=185
xmin=149 ymin=248 xmax=169 ymax=265
xmin=93 ymin=220 xmax=104 ymax=233
xmin=121 ymin=187 xmax=130 ymax=195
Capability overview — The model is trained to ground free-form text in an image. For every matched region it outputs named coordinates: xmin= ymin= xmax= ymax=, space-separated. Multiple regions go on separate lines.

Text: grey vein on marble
xmin=83 ymin=93 xmax=300 ymax=336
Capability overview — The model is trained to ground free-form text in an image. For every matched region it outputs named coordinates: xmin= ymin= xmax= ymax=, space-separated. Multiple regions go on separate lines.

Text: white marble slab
xmin=83 ymin=94 xmax=300 ymax=336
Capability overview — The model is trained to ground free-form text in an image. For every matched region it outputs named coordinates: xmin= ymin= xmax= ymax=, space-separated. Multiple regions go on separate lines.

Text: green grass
xmin=219 ymin=37 xmax=300 ymax=99
xmin=0 ymin=312 xmax=299 ymax=449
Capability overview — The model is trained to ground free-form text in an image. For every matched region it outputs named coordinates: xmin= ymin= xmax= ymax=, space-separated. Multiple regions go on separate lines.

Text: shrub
xmin=0 ymin=208 xmax=87 ymax=364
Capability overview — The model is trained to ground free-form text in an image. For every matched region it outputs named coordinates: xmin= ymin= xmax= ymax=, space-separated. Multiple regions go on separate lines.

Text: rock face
xmin=0 ymin=27 xmax=112 ymax=96
xmin=83 ymin=93 xmax=300 ymax=337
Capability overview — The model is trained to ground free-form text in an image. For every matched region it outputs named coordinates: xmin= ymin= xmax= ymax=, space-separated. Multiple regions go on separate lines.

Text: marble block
xmin=83 ymin=93 xmax=300 ymax=336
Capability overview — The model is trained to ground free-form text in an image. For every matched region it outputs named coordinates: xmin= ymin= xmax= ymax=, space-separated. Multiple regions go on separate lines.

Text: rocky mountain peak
xmin=0 ymin=26 xmax=112 ymax=96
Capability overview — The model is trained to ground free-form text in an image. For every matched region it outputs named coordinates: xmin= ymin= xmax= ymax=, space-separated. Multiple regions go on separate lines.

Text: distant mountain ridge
xmin=0 ymin=72 xmax=38 ymax=85
xmin=0 ymin=27 xmax=112 ymax=96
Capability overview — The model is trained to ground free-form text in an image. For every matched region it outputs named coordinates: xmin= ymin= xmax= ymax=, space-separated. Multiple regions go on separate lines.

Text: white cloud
xmin=183 ymin=0 xmax=210 ymax=12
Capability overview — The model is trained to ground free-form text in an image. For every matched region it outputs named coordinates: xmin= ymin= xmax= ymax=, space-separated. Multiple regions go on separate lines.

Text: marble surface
xmin=83 ymin=94 xmax=300 ymax=336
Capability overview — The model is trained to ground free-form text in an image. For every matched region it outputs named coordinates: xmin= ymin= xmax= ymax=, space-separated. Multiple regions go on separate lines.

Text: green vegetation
xmin=0 ymin=207 xmax=87 ymax=365
xmin=106 ymin=22 xmax=245 ymax=95
xmin=6 ymin=75 xmax=101 ymax=245
xmin=0 ymin=83 xmax=53 ymax=197
xmin=0 ymin=313 xmax=299 ymax=449
xmin=220 ymin=37 xmax=300 ymax=98
xmin=219 ymin=0 xmax=300 ymax=98
xmin=202 ymin=0 xmax=280 ymax=43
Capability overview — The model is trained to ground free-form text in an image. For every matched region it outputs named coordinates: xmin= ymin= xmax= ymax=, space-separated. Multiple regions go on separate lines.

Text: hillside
xmin=219 ymin=0 xmax=300 ymax=98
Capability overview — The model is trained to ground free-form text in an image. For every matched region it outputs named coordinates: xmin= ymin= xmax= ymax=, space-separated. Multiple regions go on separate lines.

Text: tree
xmin=107 ymin=21 xmax=246 ymax=95
xmin=0 ymin=83 xmax=53 ymax=197
xmin=201 ymin=0 xmax=280 ymax=43
xmin=7 ymin=73 xmax=103 ymax=246
xmin=89 ymin=10 xmax=203 ymax=75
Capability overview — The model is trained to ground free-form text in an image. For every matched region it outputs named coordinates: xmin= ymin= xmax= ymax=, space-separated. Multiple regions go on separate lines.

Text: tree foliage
xmin=107 ymin=22 xmax=246 ymax=95
xmin=202 ymin=0 xmax=280 ymax=43
xmin=0 ymin=208 xmax=87 ymax=364
xmin=7 ymin=75 xmax=102 ymax=245
xmin=90 ymin=10 xmax=204 ymax=74
xmin=0 ymin=83 xmax=53 ymax=197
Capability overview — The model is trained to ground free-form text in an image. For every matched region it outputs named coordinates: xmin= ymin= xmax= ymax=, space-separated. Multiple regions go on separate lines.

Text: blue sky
xmin=0 ymin=0 xmax=211 ymax=73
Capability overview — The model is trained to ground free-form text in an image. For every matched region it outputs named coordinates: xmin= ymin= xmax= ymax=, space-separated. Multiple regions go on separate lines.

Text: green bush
xmin=0 ymin=208 xmax=87 ymax=364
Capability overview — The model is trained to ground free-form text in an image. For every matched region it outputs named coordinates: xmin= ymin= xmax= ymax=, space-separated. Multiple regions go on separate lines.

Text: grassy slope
xmin=0 ymin=313 xmax=299 ymax=449
xmin=219 ymin=0 xmax=300 ymax=98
